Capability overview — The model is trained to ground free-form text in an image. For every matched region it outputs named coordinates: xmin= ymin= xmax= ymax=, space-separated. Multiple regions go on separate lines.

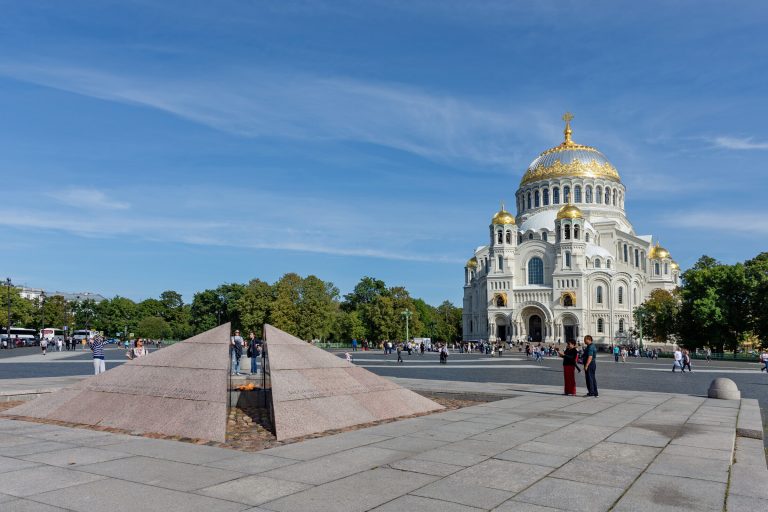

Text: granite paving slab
xmin=262 ymin=467 xmax=438 ymax=512
xmin=203 ymin=453 xmax=298 ymax=474
xmin=102 ymin=437 xmax=237 ymax=464
xmin=611 ymin=473 xmax=726 ymax=512
xmin=20 ymin=446 xmax=132 ymax=467
xmin=575 ymin=441 xmax=660 ymax=469
xmin=550 ymin=459 xmax=643 ymax=488
xmin=31 ymin=478 xmax=249 ymax=512
xmin=0 ymin=440 xmax=76 ymax=457
xmin=646 ymin=453 xmax=730 ymax=483
xmin=410 ymin=476 xmax=515 ymax=510
xmin=411 ymin=447 xmax=489 ymax=467
xmin=76 ymin=455 xmax=240 ymax=491
xmin=370 ymin=494 xmax=484 ymax=512
xmin=2 ymin=499 xmax=69 ymax=511
xmin=0 ymin=455 xmax=41 ymax=474
xmin=493 ymin=448 xmax=572 ymax=468
xmin=514 ymin=477 xmax=625 ymax=512
xmin=197 ymin=475 xmax=311 ymax=506
xmin=387 ymin=457 xmax=465 ymax=476
xmin=0 ymin=465 xmax=105 ymax=497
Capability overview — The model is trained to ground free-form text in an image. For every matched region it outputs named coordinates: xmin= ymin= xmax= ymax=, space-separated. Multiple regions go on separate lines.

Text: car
xmin=105 ymin=338 xmax=120 ymax=344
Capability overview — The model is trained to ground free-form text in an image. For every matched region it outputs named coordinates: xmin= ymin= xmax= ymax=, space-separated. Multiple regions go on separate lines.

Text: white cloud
xmin=51 ymin=187 xmax=130 ymax=210
xmin=0 ymin=61 xmax=542 ymax=167
xmin=712 ymin=136 xmax=768 ymax=150
xmin=666 ymin=212 xmax=768 ymax=235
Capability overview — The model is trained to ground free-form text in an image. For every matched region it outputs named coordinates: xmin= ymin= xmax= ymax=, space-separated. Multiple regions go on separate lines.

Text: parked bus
xmin=41 ymin=328 xmax=65 ymax=342
xmin=72 ymin=329 xmax=98 ymax=343
xmin=1 ymin=327 xmax=38 ymax=347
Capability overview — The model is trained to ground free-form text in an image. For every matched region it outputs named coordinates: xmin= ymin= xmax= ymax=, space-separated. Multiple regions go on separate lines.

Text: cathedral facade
xmin=462 ymin=114 xmax=678 ymax=347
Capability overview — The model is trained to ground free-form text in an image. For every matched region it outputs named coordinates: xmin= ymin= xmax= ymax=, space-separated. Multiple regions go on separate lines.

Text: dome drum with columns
xmin=463 ymin=114 xmax=678 ymax=347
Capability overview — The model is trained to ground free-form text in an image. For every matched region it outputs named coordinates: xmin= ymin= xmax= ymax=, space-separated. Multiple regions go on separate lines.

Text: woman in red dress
xmin=557 ymin=340 xmax=579 ymax=396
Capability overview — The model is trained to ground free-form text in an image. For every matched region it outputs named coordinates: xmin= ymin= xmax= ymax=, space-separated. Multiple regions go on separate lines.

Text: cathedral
xmin=462 ymin=114 xmax=678 ymax=347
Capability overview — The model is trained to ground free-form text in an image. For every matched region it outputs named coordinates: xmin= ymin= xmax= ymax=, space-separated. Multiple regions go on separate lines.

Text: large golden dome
xmin=466 ymin=257 xmax=478 ymax=268
xmin=556 ymin=203 xmax=584 ymax=220
xmin=491 ymin=204 xmax=515 ymax=225
xmin=520 ymin=113 xmax=621 ymax=187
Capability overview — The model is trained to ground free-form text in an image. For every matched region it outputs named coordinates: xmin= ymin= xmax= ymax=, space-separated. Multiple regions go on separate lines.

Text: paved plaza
xmin=0 ymin=379 xmax=765 ymax=512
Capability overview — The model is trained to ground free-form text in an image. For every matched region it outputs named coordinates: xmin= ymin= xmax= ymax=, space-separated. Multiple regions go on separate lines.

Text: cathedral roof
xmin=520 ymin=113 xmax=621 ymax=187
xmin=491 ymin=203 xmax=515 ymax=225
xmin=556 ymin=203 xmax=584 ymax=220
xmin=649 ymin=242 xmax=670 ymax=259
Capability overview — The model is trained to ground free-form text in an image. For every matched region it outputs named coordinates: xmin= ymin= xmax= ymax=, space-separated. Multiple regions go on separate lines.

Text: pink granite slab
xmin=1 ymin=323 xmax=232 ymax=442
xmin=264 ymin=324 xmax=443 ymax=440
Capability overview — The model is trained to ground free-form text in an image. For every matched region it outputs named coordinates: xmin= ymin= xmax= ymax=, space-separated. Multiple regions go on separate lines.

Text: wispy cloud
xmin=712 ymin=136 xmax=768 ymax=150
xmin=0 ymin=61 xmax=542 ymax=167
xmin=51 ymin=187 xmax=130 ymax=210
xmin=666 ymin=212 xmax=768 ymax=235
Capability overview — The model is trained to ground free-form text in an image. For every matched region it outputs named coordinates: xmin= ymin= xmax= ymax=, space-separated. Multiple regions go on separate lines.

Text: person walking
xmin=247 ymin=332 xmax=262 ymax=375
xmin=56 ymin=336 xmax=62 ymax=352
xmin=90 ymin=335 xmax=106 ymax=375
xmin=583 ymin=335 xmax=598 ymax=397
xmin=40 ymin=336 xmax=48 ymax=356
xmin=706 ymin=347 xmax=712 ymax=364
xmin=672 ymin=348 xmax=683 ymax=373
xmin=497 ymin=343 xmax=504 ymax=358
xmin=351 ymin=339 xmax=358 ymax=352
xmin=396 ymin=343 xmax=404 ymax=364
xmin=230 ymin=329 xmax=244 ymax=376
xmin=760 ymin=349 xmax=768 ymax=372
xmin=682 ymin=349 xmax=693 ymax=372
xmin=613 ymin=345 xmax=620 ymax=363
xmin=557 ymin=340 xmax=580 ymax=396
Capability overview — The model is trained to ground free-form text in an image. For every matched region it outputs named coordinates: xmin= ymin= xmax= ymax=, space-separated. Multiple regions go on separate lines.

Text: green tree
xmin=296 ymin=276 xmax=338 ymax=341
xmin=235 ymin=279 xmax=273 ymax=338
xmin=331 ymin=310 xmax=366 ymax=342
xmin=94 ymin=296 xmax=137 ymax=336
xmin=190 ymin=289 xmax=225 ymax=333
xmin=72 ymin=299 xmax=99 ymax=331
xmin=41 ymin=295 xmax=68 ymax=329
xmin=269 ymin=273 xmax=302 ymax=336
xmin=745 ymin=252 xmax=768 ymax=345
xmin=136 ymin=316 xmax=171 ymax=339
xmin=2 ymin=287 xmax=35 ymax=328
xmin=635 ymin=289 xmax=680 ymax=344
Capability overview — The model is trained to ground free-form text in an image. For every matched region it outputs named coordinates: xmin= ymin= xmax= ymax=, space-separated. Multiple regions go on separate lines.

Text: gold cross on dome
xmin=562 ymin=112 xmax=574 ymax=144
xmin=562 ymin=112 xmax=574 ymax=123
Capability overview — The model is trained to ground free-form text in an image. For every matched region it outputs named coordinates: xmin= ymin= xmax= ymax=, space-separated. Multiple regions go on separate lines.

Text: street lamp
xmin=5 ymin=278 xmax=11 ymax=350
xmin=39 ymin=291 xmax=46 ymax=339
xmin=217 ymin=310 xmax=222 ymax=326
xmin=402 ymin=309 xmax=412 ymax=344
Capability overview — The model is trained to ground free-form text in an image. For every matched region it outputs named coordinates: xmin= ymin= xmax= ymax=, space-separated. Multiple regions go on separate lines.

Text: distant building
xmin=18 ymin=287 xmax=106 ymax=303
xmin=462 ymin=114 xmax=678 ymax=347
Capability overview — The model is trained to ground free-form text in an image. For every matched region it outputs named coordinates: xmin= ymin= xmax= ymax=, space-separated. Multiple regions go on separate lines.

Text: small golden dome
xmin=556 ymin=203 xmax=583 ymax=220
xmin=491 ymin=202 xmax=515 ymax=225
xmin=466 ymin=257 xmax=478 ymax=268
xmin=649 ymin=242 xmax=670 ymax=259
xmin=671 ymin=261 xmax=679 ymax=271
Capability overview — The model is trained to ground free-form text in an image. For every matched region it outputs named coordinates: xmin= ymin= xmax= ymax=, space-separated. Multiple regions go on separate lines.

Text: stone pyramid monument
xmin=264 ymin=324 xmax=443 ymax=440
xmin=2 ymin=323 xmax=231 ymax=442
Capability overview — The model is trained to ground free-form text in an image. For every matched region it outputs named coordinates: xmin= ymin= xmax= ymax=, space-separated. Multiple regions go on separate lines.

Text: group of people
xmin=229 ymin=330 xmax=263 ymax=376
xmin=672 ymin=348 xmax=694 ymax=372
xmin=554 ymin=336 xmax=599 ymax=397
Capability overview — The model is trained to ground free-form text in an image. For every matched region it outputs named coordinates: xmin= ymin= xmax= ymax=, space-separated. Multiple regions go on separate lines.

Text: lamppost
xmin=402 ymin=309 xmax=412 ymax=344
xmin=217 ymin=310 xmax=222 ymax=326
xmin=39 ymin=291 xmax=46 ymax=339
xmin=636 ymin=309 xmax=645 ymax=351
xmin=5 ymin=278 xmax=11 ymax=350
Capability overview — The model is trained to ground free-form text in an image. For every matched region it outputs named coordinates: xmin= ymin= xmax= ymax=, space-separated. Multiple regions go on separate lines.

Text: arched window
xmin=518 ymin=234 xmax=523 ymax=244
xmin=597 ymin=318 xmax=604 ymax=333
xmin=619 ymin=319 xmax=624 ymax=333
xmin=596 ymin=286 xmax=603 ymax=304
xmin=655 ymin=262 xmax=660 ymax=275
xmin=633 ymin=288 xmax=637 ymax=304
xmin=527 ymin=192 xmax=532 ymax=210
xmin=565 ymin=251 xmax=571 ymax=268
xmin=635 ymin=249 xmax=639 ymax=267
xmin=534 ymin=190 xmax=540 ymax=207
xmin=496 ymin=295 xmax=505 ymax=307
xmin=613 ymin=189 xmax=617 ymax=205
xmin=497 ymin=231 xmax=503 ymax=244
xmin=623 ymin=244 xmax=628 ymax=262
xmin=543 ymin=188 xmax=550 ymax=205
xmin=564 ymin=224 xmax=571 ymax=239
xmin=585 ymin=185 xmax=593 ymax=203
xmin=574 ymin=225 xmax=580 ymax=239
xmin=586 ymin=232 xmax=590 ymax=242
xmin=528 ymin=257 xmax=544 ymax=285
xmin=618 ymin=286 xmax=624 ymax=304
xmin=498 ymin=255 xmax=504 ymax=271
xmin=604 ymin=187 xmax=611 ymax=204
xmin=574 ymin=185 xmax=582 ymax=203
xmin=564 ymin=186 xmax=571 ymax=203
xmin=506 ymin=231 xmax=511 ymax=244
xmin=664 ymin=263 xmax=669 ymax=274
xmin=607 ymin=259 xmax=612 ymax=269
xmin=596 ymin=186 xmax=602 ymax=204
xmin=563 ymin=294 xmax=574 ymax=307
xmin=594 ymin=258 xmax=601 ymax=268
xmin=529 ymin=232 xmax=534 ymax=240
xmin=553 ymin=187 xmax=560 ymax=204
xmin=542 ymin=232 xmax=548 ymax=242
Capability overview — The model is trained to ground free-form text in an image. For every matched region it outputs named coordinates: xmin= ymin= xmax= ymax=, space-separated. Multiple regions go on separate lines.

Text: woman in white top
xmin=127 ymin=338 xmax=149 ymax=359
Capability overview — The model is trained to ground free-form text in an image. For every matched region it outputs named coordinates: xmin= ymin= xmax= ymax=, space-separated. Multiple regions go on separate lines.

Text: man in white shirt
xmin=760 ymin=350 xmax=768 ymax=373
xmin=672 ymin=348 xmax=683 ymax=373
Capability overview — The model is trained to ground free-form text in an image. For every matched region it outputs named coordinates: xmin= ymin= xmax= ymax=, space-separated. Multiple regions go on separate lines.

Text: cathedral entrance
xmin=497 ymin=325 xmax=507 ymax=341
xmin=528 ymin=315 xmax=542 ymax=342
xmin=561 ymin=314 xmax=579 ymax=343
xmin=564 ymin=326 xmax=575 ymax=342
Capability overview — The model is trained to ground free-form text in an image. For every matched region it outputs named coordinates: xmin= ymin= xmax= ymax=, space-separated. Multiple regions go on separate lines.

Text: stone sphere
xmin=707 ymin=378 xmax=740 ymax=400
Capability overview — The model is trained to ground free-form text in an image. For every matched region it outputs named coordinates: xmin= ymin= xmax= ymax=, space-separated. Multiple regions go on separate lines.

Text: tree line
xmin=3 ymin=274 xmax=463 ymax=344
xmin=634 ymin=252 xmax=768 ymax=351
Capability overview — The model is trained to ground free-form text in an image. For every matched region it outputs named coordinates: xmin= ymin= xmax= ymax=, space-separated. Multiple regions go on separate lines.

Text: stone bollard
xmin=707 ymin=378 xmax=741 ymax=400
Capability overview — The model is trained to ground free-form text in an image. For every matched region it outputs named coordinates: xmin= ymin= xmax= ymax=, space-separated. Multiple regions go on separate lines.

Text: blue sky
xmin=1 ymin=1 xmax=767 ymax=305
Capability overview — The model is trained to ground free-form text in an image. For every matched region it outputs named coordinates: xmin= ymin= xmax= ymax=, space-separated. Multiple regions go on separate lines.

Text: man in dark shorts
xmin=583 ymin=335 xmax=598 ymax=397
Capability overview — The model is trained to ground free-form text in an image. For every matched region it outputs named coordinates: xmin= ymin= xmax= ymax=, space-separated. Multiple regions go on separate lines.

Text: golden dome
xmin=649 ymin=242 xmax=670 ymax=259
xmin=466 ymin=257 xmax=478 ymax=268
xmin=556 ymin=203 xmax=583 ymax=220
xmin=491 ymin=203 xmax=515 ymax=225
xmin=520 ymin=113 xmax=621 ymax=186
xmin=671 ymin=261 xmax=680 ymax=271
